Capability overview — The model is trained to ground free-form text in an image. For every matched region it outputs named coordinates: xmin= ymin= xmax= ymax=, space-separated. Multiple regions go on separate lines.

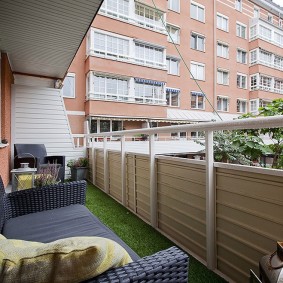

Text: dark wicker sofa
xmin=0 ymin=177 xmax=189 ymax=282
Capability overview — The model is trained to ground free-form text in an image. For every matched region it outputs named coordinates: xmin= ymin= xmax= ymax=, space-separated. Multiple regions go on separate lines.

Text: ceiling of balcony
xmin=0 ymin=0 xmax=103 ymax=79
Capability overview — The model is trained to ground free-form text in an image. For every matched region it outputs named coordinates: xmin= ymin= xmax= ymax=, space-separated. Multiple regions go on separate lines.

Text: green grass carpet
xmin=86 ymin=183 xmax=227 ymax=283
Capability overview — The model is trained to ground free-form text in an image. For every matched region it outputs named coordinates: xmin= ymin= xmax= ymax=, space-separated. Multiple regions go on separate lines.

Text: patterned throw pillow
xmin=0 ymin=234 xmax=132 ymax=283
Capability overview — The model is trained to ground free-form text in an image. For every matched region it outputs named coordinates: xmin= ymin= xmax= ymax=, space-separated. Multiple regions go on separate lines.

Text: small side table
xmin=11 ymin=168 xmax=37 ymax=192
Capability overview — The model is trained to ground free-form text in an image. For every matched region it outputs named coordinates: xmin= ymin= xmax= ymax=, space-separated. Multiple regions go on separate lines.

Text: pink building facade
xmin=63 ymin=0 xmax=283 ymax=137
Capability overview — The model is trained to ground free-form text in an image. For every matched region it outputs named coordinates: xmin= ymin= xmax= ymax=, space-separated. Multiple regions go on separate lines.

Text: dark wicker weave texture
xmin=4 ymin=180 xmax=86 ymax=220
xmin=88 ymin=246 xmax=189 ymax=283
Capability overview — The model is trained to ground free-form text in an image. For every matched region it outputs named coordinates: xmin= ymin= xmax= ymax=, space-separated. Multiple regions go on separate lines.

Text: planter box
xmin=71 ymin=167 xmax=88 ymax=181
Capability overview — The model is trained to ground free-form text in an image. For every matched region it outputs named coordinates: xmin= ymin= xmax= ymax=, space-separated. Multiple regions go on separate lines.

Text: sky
xmin=272 ymin=0 xmax=283 ymax=7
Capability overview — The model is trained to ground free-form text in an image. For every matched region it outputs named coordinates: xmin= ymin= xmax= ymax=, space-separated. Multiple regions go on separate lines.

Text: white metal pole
xmin=92 ymin=141 xmax=96 ymax=185
xmin=149 ymin=134 xmax=157 ymax=228
xmin=103 ymin=137 xmax=109 ymax=194
xmin=121 ymin=135 xmax=127 ymax=206
xmin=206 ymin=130 xmax=216 ymax=270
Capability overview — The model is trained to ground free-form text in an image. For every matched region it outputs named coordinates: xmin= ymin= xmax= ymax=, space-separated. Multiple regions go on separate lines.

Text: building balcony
xmin=250 ymin=17 xmax=283 ymax=49
xmin=86 ymin=116 xmax=283 ymax=283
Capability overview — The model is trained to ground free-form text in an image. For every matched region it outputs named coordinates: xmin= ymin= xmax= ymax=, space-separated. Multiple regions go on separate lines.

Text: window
xmin=90 ymin=119 xmax=122 ymax=133
xmin=250 ymin=25 xmax=257 ymax=39
xmin=267 ymin=14 xmax=273 ymax=23
xmin=134 ymin=79 xmax=164 ymax=104
xmin=167 ymin=24 xmax=180 ymax=43
xmin=217 ymin=69 xmax=229 ymax=85
xmin=171 ymin=123 xmax=186 ymax=139
xmin=259 ymin=25 xmax=272 ymax=40
xmin=259 ymin=99 xmax=270 ymax=108
xmin=166 ymin=88 xmax=180 ymax=106
xmin=190 ymin=62 xmax=205 ymax=80
xmin=237 ymin=74 xmax=247 ymax=89
xmin=217 ymin=42 xmax=229 ymax=58
xmin=93 ymin=31 xmax=129 ymax=59
xmin=237 ymin=49 xmax=247 ymax=64
xmin=274 ymin=32 xmax=283 ymax=46
xmin=166 ymin=57 xmax=180 ymax=75
xmin=250 ymin=75 xmax=258 ymax=90
xmin=274 ymin=55 xmax=283 ymax=70
xmin=191 ymin=131 xmax=205 ymax=140
xmin=254 ymin=7 xmax=260 ymax=18
xmin=259 ymin=49 xmax=272 ymax=65
xmin=91 ymin=75 xmax=129 ymax=101
xmin=135 ymin=3 xmax=163 ymax=30
xmin=260 ymin=75 xmax=272 ymax=90
xmin=191 ymin=2 xmax=205 ymax=22
xmin=250 ymin=50 xmax=257 ymax=65
xmin=274 ymin=79 xmax=283 ymax=93
xmin=217 ymin=96 xmax=229 ymax=112
xmin=250 ymin=99 xmax=259 ymax=113
xmin=62 ymin=74 xmax=75 ymax=98
xmin=236 ymin=23 xmax=247 ymax=38
xmin=217 ymin=13 xmax=229 ymax=32
xmin=168 ymin=0 xmax=180 ymax=12
xmin=191 ymin=92 xmax=205 ymax=109
xmin=237 ymin=99 xmax=247 ymax=113
xmin=100 ymin=0 xmax=130 ymax=20
xmin=135 ymin=42 xmax=164 ymax=68
xmin=235 ymin=0 xmax=242 ymax=11
xmin=190 ymin=33 xmax=205 ymax=51
xmin=279 ymin=19 xmax=283 ymax=29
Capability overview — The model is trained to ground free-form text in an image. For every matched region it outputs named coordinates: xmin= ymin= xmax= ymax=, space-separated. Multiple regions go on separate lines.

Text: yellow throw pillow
xmin=0 ymin=235 xmax=132 ymax=283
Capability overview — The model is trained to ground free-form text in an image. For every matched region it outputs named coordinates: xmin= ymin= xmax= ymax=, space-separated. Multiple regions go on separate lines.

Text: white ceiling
xmin=0 ymin=0 xmax=103 ymax=79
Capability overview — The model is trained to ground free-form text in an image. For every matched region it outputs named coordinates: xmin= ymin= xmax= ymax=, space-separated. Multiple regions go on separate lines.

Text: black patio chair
xmin=14 ymin=144 xmax=65 ymax=182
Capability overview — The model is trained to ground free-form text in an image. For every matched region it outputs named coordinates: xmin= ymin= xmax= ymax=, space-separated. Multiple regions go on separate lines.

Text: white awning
xmin=167 ymin=109 xmax=239 ymax=122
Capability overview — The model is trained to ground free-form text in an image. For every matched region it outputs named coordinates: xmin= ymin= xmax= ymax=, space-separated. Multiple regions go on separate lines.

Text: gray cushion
xmin=2 ymin=204 xmax=139 ymax=261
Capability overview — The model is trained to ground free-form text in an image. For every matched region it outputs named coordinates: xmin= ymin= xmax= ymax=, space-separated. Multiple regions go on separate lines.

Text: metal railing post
xmin=149 ymin=134 xmax=157 ymax=228
xmin=92 ymin=139 xmax=96 ymax=185
xmin=206 ymin=130 xmax=216 ymax=270
xmin=103 ymin=137 xmax=109 ymax=193
xmin=121 ymin=135 xmax=127 ymax=206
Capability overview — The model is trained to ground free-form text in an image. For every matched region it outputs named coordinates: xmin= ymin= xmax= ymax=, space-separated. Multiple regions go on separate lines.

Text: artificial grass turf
xmin=86 ymin=183 xmax=227 ymax=283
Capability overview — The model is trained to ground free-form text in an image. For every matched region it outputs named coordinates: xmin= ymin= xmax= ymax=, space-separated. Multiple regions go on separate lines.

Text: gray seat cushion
xmin=2 ymin=204 xmax=139 ymax=261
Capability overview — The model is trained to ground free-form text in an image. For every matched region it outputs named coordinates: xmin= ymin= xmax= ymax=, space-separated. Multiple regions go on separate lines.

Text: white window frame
xmin=190 ymin=61 xmax=205 ymax=81
xmin=190 ymin=1 xmax=205 ymax=23
xmin=236 ymin=22 xmax=247 ymax=39
xmin=217 ymin=13 xmax=229 ymax=32
xmin=134 ymin=40 xmax=165 ymax=68
xmin=62 ymin=73 xmax=76 ymax=98
xmin=235 ymin=0 xmax=242 ymax=12
xmin=191 ymin=92 xmax=205 ymax=110
xmin=217 ymin=41 xmax=229 ymax=59
xmin=100 ymin=0 xmax=130 ymax=21
xmin=237 ymin=99 xmax=247 ymax=114
xmin=237 ymin=48 xmax=247 ymax=64
xmin=190 ymin=32 xmax=205 ymax=52
xmin=87 ymin=72 xmax=130 ymax=102
xmin=217 ymin=69 xmax=229 ymax=85
xmin=217 ymin=95 xmax=229 ymax=112
xmin=254 ymin=7 xmax=260 ymax=18
xmin=279 ymin=19 xmax=283 ymax=29
xmin=267 ymin=14 xmax=273 ymax=24
xmin=168 ymin=0 xmax=180 ymax=13
xmin=90 ymin=29 xmax=130 ymax=60
xmin=166 ymin=57 xmax=180 ymax=75
xmin=135 ymin=2 xmax=164 ymax=32
xmin=250 ymin=74 xmax=258 ymax=91
xmin=166 ymin=24 xmax=180 ymax=44
xmin=237 ymin=73 xmax=248 ymax=89
xmin=166 ymin=88 xmax=180 ymax=107
xmin=250 ymin=99 xmax=259 ymax=113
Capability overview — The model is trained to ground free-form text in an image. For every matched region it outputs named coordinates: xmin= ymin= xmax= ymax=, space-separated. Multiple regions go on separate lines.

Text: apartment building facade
xmin=63 ymin=0 xmax=283 ymax=138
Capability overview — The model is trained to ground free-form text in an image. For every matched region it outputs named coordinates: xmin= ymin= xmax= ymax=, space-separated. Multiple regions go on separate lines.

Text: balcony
xmin=250 ymin=18 xmax=283 ymax=48
xmin=86 ymin=116 xmax=283 ymax=283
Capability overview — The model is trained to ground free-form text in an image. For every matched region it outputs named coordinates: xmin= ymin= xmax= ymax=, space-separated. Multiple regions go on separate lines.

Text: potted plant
xmin=34 ymin=162 xmax=60 ymax=188
xmin=67 ymin=157 xmax=89 ymax=181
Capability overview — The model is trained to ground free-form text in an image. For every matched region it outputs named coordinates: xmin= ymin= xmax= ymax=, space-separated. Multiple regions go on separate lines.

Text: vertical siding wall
xmin=89 ymin=149 xmax=283 ymax=283
xmin=216 ymin=165 xmax=283 ymax=283
xmin=157 ymin=157 xmax=207 ymax=261
xmin=126 ymin=153 xmax=150 ymax=223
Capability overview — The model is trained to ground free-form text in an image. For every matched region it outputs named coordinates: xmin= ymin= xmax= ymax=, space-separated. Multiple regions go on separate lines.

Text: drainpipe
xmin=213 ymin=0 xmax=217 ymax=113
